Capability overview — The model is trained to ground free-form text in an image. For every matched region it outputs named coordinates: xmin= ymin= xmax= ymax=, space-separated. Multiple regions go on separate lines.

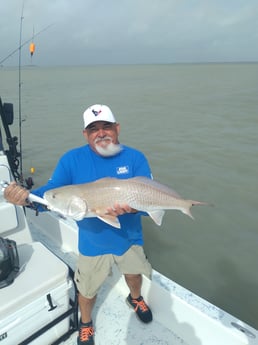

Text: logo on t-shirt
xmin=116 ymin=166 xmax=129 ymax=175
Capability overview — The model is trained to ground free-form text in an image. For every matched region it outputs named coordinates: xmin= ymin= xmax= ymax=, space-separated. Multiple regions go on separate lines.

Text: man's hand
xmin=3 ymin=182 xmax=29 ymax=206
xmin=106 ymin=203 xmax=137 ymax=216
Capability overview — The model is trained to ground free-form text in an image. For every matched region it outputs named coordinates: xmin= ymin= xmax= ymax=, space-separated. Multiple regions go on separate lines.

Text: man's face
xmin=83 ymin=121 xmax=121 ymax=156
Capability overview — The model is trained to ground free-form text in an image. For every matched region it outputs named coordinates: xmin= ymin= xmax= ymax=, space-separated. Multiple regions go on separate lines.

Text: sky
xmin=1 ymin=0 xmax=258 ymax=66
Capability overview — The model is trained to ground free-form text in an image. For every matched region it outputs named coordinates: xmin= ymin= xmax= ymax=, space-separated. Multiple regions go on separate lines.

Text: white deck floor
xmin=62 ymin=272 xmax=189 ymax=345
xmin=30 ymin=212 xmax=257 ymax=345
xmin=36 ymin=231 xmax=188 ymax=345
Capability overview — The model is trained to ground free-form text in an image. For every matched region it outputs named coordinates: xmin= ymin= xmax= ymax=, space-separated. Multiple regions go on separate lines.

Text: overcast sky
xmin=1 ymin=0 xmax=258 ymax=66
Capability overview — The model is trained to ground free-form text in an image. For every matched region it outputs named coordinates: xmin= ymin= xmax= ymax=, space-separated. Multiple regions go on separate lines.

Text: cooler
xmin=0 ymin=241 xmax=74 ymax=345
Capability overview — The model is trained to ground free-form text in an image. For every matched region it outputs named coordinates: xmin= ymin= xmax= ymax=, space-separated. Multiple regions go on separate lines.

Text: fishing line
xmin=0 ymin=24 xmax=53 ymax=65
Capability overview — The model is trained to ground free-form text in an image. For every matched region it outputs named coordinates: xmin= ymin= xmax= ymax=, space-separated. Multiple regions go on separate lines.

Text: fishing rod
xmin=0 ymin=181 xmax=48 ymax=206
xmin=18 ymin=1 xmax=25 ymax=183
xmin=0 ymin=1 xmax=53 ymax=187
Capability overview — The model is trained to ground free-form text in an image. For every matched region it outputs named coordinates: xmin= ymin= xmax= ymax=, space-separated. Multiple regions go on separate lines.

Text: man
xmin=4 ymin=104 xmax=153 ymax=345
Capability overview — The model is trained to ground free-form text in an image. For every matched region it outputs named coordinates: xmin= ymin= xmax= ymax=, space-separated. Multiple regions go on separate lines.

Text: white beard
xmin=94 ymin=137 xmax=122 ymax=157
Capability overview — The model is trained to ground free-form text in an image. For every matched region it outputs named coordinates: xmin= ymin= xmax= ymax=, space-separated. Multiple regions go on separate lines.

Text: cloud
xmin=1 ymin=0 xmax=257 ymax=66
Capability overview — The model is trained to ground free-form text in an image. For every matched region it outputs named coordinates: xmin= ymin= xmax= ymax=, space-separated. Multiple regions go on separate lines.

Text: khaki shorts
xmin=74 ymin=245 xmax=152 ymax=298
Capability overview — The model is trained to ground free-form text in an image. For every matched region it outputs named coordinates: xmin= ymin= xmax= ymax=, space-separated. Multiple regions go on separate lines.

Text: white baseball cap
xmin=83 ymin=104 xmax=116 ymax=129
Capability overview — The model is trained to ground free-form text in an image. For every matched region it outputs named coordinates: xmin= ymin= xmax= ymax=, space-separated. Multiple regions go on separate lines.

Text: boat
xmin=0 ymin=95 xmax=257 ymax=345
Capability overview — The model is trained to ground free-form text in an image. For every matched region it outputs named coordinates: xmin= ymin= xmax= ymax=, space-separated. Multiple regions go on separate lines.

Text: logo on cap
xmin=92 ymin=109 xmax=102 ymax=116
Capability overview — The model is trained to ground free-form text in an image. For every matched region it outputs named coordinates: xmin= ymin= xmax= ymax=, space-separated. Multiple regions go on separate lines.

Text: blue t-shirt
xmin=32 ymin=145 xmax=152 ymax=256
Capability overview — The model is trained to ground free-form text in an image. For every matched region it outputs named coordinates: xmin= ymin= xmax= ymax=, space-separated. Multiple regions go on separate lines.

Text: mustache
xmin=94 ymin=135 xmax=113 ymax=144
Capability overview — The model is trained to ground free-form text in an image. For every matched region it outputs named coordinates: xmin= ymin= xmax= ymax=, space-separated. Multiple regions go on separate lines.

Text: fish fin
xmin=97 ymin=215 xmax=121 ymax=229
xmin=68 ymin=196 xmax=88 ymax=220
xmin=183 ymin=200 xmax=212 ymax=220
xmin=148 ymin=210 xmax=165 ymax=226
xmin=181 ymin=208 xmax=194 ymax=220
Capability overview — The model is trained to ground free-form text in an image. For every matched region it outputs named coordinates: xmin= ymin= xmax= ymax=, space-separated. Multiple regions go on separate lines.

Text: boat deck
xmin=63 ymin=281 xmax=188 ymax=345
xmin=34 ymin=229 xmax=188 ymax=345
xmin=29 ymin=211 xmax=258 ymax=345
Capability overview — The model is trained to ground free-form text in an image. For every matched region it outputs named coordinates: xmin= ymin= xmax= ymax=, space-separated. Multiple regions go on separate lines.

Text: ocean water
xmin=1 ymin=63 xmax=258 ymax=328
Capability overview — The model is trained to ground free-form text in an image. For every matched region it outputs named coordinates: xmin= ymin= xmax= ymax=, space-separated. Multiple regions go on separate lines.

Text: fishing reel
xmin=24 ymin=176 xmax=34 ymax=190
